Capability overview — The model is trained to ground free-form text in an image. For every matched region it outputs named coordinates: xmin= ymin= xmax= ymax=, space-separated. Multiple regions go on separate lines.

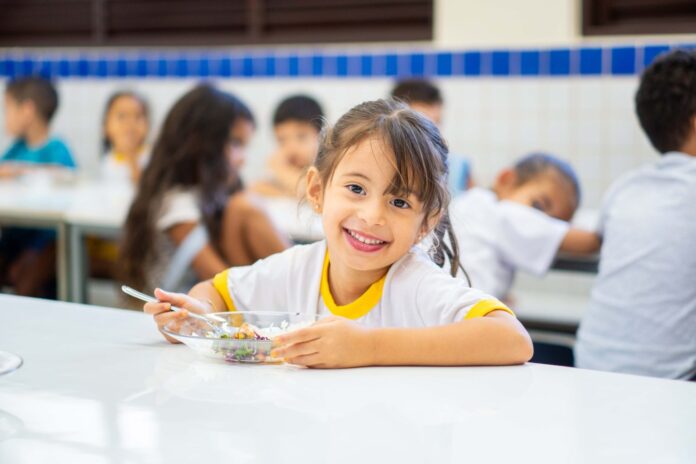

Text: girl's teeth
xmin=349 ymin=230 xmax=384 ymax=245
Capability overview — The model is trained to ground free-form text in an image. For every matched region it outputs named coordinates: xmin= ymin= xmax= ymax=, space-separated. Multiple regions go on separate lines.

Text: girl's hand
xmin=142 ymin=288 xmax=211 ymax=344
xmin=271 ymin=316 xmax=376 ymax=368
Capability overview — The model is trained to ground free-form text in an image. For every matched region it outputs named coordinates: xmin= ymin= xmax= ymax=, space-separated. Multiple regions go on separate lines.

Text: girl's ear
xmin=305 ymin=166 xmax=323 ymax=212
xmin=418 ymin=212 xmax=441 ymax=242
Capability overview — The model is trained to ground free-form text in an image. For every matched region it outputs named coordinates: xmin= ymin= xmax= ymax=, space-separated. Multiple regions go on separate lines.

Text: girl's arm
xmin=143 ymin=281 xmax=225 ymax=343
xmin=221 ymin=192 xmax=291 ymax=266
xmin=559 ymin=228 xmax=601 ymax=254
xmin=167 ymin=222 xmax=228 ymax=280
xmin=272 ymin=310 xmax=533 ymax=368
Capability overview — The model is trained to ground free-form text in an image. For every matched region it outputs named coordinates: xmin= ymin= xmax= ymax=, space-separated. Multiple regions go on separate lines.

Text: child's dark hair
xmin=314 ymin=98 xmax=466 ymax=279
xmin=5 ymin=76 xmax=59 ymax=123
xmin=119 ymin=84 xmax=255 ymax=290
xmin=273 ymin=95 xmax=324 ymax=132
xmin=635 ymin=49 xmax=696 ymax=154
xmin=102 ymin=90 xmax=150 ymax=153
xmin=514 ymin=153 xmax=582 ymax=208
xmin=390 ymin=79 xmax=443 ymax=106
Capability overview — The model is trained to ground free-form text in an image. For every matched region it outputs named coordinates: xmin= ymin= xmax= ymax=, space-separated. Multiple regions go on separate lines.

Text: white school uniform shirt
xmin=212 ymin=240 xmax=512 ymax=327
xmin=149 ymin=188 xmax=208 ymax=293
xmin=100 ymin=148 xmax=149 ymax=184
xmin=449 ymin=187 xmax=570 ymax=299
xmin=575 ymin=152 xmax=696 ymax=380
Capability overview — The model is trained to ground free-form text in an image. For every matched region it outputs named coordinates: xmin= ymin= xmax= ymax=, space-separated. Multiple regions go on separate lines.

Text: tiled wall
xmin=0 ymin=43 xmax=689 ymax=208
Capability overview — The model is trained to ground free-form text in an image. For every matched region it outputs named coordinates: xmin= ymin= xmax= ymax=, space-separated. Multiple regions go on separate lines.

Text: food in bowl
xmin=162 ymin=311 xmax=317 ymax=364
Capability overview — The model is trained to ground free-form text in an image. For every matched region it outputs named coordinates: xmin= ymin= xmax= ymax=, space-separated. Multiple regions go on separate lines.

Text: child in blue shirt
xmin=0 ymin=76 xmax=75 ymax=297
xmin=1 ymin=76 xmax=75 ymax=172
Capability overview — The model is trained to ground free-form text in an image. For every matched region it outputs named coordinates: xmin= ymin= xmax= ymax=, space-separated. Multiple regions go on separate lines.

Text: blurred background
xmin=0 ymin=0 xmax=694 ymax=335
xmin=3 ymin=0 xmax=694 ymax=204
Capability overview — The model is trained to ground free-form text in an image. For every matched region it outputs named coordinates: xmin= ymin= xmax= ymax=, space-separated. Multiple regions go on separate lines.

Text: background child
xmin=252 ymin=95 xmax=324 ymax=198
xmin=0 ymin=76 xmax=74 ymax=175
xmin=390 ymin=79 xmax=443 ymax=126
xmin=119 ymin=84 xmax=289 ymax=295
xmin=100 ymin=90 xmax=150 ymax=184
xmin=0 ymin=76 xmax=75 ymax=297
xmin=391 ymin=79 xmax=472 ymax=191
xmin=142 ymin=99 xmax=533 ymax=368
xmin=575 ymin=49 xmax=696 ymax=380
xmin=88 ymin=90 xmax=151 ymax=278
xmin=449 ymin=153 xmax=600 ymax=301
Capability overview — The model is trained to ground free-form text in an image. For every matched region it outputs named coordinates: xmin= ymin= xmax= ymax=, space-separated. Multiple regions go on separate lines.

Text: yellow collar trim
xmin=320 ymin=250 xmax=386 ymax=320
xmin=112 ymin=148 xmax=144 ymax=163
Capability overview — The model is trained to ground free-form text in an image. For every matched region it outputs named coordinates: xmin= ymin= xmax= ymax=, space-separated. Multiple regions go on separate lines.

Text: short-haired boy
xmin=575 ymin=49 xmax=696 ymax=380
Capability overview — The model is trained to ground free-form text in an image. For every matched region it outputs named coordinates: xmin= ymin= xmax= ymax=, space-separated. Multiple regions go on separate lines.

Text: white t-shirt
xmin=575 ymin=152 xmax=696 ymax=380
xmin=100 ymin=148 xmax=149 ymax=184
xmin=149 ymin=189 xmax=206 ymax=293
xmin=449 ymin=187 xmax=570 ymax=299
xmin=212 ymin=240 xmax=512 ymax=328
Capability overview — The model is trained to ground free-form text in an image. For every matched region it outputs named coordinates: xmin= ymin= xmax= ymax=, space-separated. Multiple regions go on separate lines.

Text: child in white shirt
xmin=449 ymin=153 xmax=600 ymax=300
xmin=143 ymin=99 xmax=533 ymax=368
xmin=576 ymin=49 xmax=696 ymax=380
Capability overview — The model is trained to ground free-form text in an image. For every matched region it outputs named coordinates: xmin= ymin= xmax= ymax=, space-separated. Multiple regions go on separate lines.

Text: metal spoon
xmin=121 ymin=285 xmax=229 ymax=336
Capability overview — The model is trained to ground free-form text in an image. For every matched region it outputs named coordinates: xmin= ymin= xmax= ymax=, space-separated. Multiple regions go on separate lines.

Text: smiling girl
xmin=143 ymin=99 xmax=533 ymax=368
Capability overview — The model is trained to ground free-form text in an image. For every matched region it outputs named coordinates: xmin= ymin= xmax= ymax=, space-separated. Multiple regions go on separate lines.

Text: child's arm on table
xmin=272 ymin=310 xmax=533 ymax=368
xmin=143 ymin=281 xmax=224 ymax=343
xmin=559 ymin=228 xmax=601 ymax=254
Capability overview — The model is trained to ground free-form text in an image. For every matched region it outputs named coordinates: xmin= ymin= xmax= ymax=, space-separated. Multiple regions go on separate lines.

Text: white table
xmin=0 ymin=295 xmax=694 ymax=463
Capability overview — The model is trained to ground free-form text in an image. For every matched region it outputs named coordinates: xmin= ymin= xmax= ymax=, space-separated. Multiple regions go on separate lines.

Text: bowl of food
xmin=162 ymin=311 xmax=318 ymax=364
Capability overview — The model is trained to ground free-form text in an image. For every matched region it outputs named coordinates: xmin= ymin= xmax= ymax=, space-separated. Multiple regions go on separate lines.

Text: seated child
xmin=0 ymin=76 xmax=75 ymax=297
xmin=252 ymin=95 xmax=324 ymax=198
xmin=119 ymin=84 xmax=289 ymax=295
xmin=142 ymin=99 xmax=533 ymax=368
xmin=100 ymin=90 xmax=150 ymax=184
xmin=449 ymin=153 xmax=600 ymax=300
xmin=391 ymin=79 xmax=472 ymax=191
xmin=1 ymin=76 xmax=74 ymax=175
xmin=576 ymin=49 xmax=696 ymax=380
xmin=88 ymin=90 xmax=151 ymax=278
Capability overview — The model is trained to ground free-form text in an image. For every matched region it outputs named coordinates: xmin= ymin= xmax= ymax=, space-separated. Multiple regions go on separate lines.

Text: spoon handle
xmin=121 ymin=285 xmax=211 ymax=323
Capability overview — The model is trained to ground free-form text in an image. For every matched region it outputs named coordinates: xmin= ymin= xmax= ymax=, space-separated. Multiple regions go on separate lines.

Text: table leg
xmin=67 ymin=223 xmax=88 ymax=304
xmin=56 ymin=222 xmax=70 ymax=302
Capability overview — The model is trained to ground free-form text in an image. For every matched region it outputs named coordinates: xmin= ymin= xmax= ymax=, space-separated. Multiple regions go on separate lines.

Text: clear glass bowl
xmin=162 ymin=311 xmax=318 ymax=364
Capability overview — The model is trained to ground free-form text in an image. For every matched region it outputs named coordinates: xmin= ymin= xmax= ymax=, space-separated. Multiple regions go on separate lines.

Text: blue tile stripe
xmin=0 ymin=44 xmax=691 ymax=79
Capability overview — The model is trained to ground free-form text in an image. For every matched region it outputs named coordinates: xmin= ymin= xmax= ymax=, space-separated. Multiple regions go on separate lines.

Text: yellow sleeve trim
xmin=212 ymin=270 xmax=236 ymax=312
xmin=464 ymin=299 xmax=515 ymax=320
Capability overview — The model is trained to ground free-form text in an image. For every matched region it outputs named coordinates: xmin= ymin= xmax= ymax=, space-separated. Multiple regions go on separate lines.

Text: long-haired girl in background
xmin=119 ymin=84 xmax=290 ymax=294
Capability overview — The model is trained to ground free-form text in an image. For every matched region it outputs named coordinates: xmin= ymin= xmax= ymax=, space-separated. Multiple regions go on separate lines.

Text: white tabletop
xmin=0 ymin=295 xmax=694 ymax=463
xmin=0 ymin=177 xmax=73 ymax=221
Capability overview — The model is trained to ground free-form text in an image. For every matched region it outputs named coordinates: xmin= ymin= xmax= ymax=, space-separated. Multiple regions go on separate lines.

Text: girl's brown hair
xmin=314 ymin=98 xmax=467 ymax=280
xmin=118 ymin=84 xmax=254 ymax=291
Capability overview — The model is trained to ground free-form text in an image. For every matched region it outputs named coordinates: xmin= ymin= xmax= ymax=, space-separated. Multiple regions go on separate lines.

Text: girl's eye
xmin=346 ymin=184 xmax=365 ymax=195
xmin=391 ymin=198 xmax=410 ymax=209
xmin=531 ymin=200 xmax=544 ymax=211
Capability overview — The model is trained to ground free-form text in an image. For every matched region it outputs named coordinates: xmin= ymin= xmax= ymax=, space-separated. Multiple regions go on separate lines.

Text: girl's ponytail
xmin=432 ymin=212 xmax=471 ymax=286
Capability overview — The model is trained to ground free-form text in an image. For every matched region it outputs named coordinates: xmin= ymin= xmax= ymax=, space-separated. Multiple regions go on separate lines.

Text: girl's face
xmin=104 ymin=95 xmax=149 ymax=155
xmin=225 ymin=118 xmax=255 ymax=171
xmin=308 ymin=136 xmax=435 ymax=277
